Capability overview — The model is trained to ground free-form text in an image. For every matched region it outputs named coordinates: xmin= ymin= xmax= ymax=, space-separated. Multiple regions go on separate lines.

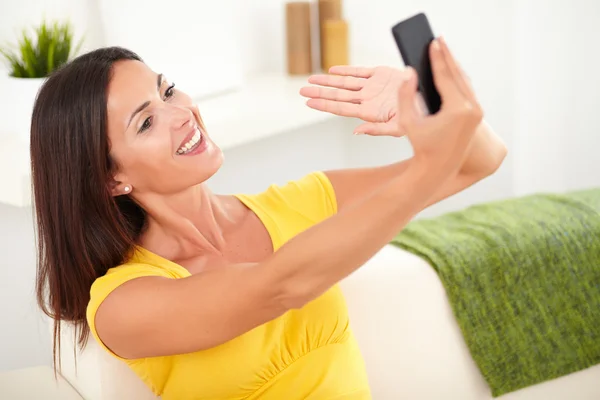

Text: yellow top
xmin=86 ymin=171 xmax=371 ymax=399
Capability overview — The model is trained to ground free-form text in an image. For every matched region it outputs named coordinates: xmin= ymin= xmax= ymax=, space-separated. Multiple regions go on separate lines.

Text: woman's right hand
xmin=398 ymin=37 xmax=483 ymax=176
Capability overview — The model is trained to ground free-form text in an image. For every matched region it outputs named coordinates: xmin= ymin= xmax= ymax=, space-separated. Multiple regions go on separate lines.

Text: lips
xmin=178 ymin=125 xmax=197 ymax=149
xmin=176 ymin=125 xmax=204 ymax=155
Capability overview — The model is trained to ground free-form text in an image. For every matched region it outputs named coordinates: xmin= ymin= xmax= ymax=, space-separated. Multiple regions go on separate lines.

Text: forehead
xmin=107 ymin=60 xmax=157 ymax=119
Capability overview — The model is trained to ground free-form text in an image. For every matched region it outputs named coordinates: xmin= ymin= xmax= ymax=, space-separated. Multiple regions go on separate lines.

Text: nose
xmin=169 ymin=104 xmax=195 ymax=131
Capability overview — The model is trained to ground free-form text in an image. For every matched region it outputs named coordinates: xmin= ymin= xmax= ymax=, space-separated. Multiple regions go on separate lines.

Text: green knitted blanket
xmin=390 ymin=188 xmax=600 ymax=397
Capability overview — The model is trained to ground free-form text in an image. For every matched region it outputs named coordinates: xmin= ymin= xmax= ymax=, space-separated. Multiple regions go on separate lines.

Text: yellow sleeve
xmin=86 ymin=263 xmax=175 ymax=360
xmin=268 ymin=171 xmax=338 ymax=223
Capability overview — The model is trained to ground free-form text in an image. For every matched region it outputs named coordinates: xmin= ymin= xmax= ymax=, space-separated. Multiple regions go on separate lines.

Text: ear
xmin=109 ymin=175 xmax=132 ymax=197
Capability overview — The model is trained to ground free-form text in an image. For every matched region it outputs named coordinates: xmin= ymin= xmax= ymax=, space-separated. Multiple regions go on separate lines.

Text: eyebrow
xmin=127 ymin=74 xmax=164 ymax=128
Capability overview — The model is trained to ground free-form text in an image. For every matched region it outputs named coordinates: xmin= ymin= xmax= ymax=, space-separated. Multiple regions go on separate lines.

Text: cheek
xmin=140 ymin=138 xmax=174 ymax=167
xmin=121 ymin=138 xmax=174 ymax=182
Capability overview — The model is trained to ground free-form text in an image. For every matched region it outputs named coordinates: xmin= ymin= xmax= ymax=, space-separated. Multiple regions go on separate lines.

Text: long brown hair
xmin=31 ymin=47 xmax=148 ymax=370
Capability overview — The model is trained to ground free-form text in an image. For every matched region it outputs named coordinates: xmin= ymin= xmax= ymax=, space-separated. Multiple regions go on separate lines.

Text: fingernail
xmin=354 ymin=132 xmax=364 ymax=135
xmin=432 ymin=39 xmax=440 ymax=51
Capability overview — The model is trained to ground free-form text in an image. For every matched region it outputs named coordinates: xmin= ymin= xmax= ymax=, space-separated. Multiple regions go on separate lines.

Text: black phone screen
xmin=391 ymin=13 xmax=441 ymax=114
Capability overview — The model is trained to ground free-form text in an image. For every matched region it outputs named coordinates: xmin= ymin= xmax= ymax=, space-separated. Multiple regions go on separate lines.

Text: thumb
xmin=353 ymin=122 xmax=399 ymax=136
xmin=398 ymin=68 xmax=419 ymax=125
xmin=397 ymin=69 xmax=419 ymax=135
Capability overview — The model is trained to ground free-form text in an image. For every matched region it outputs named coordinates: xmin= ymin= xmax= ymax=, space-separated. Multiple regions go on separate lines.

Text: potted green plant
xmin=0 ymin=20 xmax=82 ymax=142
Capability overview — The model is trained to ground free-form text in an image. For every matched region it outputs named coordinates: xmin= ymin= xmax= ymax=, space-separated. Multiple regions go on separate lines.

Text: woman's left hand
xmin=299 ymin=65 xmax=417 ymax=137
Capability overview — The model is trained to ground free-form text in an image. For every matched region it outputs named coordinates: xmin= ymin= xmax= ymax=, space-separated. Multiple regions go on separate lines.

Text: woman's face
xmin=107 ymin=60 xmax=223 ymax=195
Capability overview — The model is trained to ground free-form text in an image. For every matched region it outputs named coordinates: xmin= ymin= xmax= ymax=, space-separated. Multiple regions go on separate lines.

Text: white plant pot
xmin=98 ymin=0 xmax=244 ymax=100
xmin=0 ymin=76 xmax=47 ymax=143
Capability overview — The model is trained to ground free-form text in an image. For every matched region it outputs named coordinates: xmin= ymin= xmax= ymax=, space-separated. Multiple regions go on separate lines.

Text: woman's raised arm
xmin=94 ymin=37 xmax=483 ymax=360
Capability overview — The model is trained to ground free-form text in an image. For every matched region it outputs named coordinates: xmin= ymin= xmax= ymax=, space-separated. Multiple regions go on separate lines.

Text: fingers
xmin=305 ymin=98 xmax=361 ymax=118
xmin=299 ymin=86 xmax=361 ymax=104
xmin=429 ymin=38 xmax=461 ymax=104
xmin=397 ymin=68 xmax=419 ymax=132
xmin=353 ymin=121 xmax=400 ymax=136
xmin=307 ymin=74 xmax=365 ymax=91
xmin=437 ymin=37 xmax=477 ymax=104
xmin=328 ymin=65 xmax=375 ymax=78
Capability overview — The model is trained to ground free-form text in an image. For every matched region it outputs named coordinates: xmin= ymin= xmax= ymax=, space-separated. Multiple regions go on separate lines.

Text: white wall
xmin=513 ymin=0 xmax=600 ymax=195
xmin=0 ymin=0 xmax=104 ymax=54
xmin=0 ymin=0 xmax=599 ymax=372
xmin=0 ymin=203 xmax=51 ymax=370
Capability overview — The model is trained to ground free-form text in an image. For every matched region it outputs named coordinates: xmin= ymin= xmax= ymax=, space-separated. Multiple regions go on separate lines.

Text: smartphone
xmin=391 ymin=13 xmax=441 ymax=114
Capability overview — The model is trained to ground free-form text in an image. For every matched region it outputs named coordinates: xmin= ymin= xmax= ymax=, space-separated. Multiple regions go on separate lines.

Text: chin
xmin=192 ymin=137 xmax=224 ymax=183
xmin=203 ymin=149 xmax=224 ymax=180
xmin=172 ymin=130 xmax=224 ymax=184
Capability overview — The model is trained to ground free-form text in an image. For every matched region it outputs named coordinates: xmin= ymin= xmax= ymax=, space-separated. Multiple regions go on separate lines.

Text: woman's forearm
xmin=374 ymin=121 xmax=506 ymax=181
xmin=262 ymin=158 xmax=445 ymax=308
xmin=323 ymin=121 xmax=506 ymax=215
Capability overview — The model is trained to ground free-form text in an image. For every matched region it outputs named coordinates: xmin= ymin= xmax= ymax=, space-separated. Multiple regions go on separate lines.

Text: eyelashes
xmin=164 ymin=83 xmax=176 ymax=99
xmin=139 ymin=116 xmax=153 ymax=133
xmin=137 ymin=82 xmax=177 ymax=134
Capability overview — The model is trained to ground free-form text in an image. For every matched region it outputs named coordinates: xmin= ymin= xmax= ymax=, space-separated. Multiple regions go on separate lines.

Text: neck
xmin=134 ymin=183 xmax=237 ymax=258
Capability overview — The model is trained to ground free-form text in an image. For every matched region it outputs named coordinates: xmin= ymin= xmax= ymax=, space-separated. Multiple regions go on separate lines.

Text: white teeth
xmin=176 ymin=128 xmax=203 ymax=155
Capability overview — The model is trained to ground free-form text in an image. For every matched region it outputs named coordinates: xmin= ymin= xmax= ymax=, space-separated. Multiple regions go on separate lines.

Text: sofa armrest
xmin=54 ymin=244 xmax=600 ymax=399
xmin=0 ymin=366 xmax=83 ymax=400
xmin=340 ymin=245 xmax=491 ymax=400
xmin=56 ymin=322 xmax=158 ymax=400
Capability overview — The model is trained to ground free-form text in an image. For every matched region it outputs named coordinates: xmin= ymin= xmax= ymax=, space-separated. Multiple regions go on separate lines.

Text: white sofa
xmin=52 ymin=245 xmax=600 ymax=399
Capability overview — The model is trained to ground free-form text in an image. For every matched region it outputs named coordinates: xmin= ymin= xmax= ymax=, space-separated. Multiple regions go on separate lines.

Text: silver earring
xmin=124 ymin=186 xmax=131 ymax=193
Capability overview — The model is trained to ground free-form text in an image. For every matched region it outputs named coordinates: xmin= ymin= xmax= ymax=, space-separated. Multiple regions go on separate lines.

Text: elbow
xmin=276 ymin=283 xmax=315 ymax=310
xmin=464 ymin=143 xmax=508 ymax=186
xmin=274 ymin=279 xmax=323 ymax=311
xmin=259 ymin=255 xmax=323 ymax=311
xmin=474 ymin=121 xmax=509 ymax=178
xmin=259 ymin=249 xmax=334 ymax=312
xmin=479 ymin=141 xmax=508 ymax=179
xmin=487 ymin=142 xmax=508 ymax=176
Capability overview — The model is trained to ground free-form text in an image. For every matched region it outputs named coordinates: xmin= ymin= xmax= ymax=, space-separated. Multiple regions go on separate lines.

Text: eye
xmin=138 ymin=116 xmax=153 ymax=134
xmin=164 ymin=83 xmax=176 ymax=100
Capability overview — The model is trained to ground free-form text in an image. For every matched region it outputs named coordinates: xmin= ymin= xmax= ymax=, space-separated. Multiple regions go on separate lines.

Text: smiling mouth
xmin=176 ymin=127 xmax=203 ymax=155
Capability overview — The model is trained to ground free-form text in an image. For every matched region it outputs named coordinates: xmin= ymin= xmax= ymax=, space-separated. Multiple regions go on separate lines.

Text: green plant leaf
xmin=20 ymin=34 xmax=37 ymax=77
xmin=47 ymin=40 xmax=55 ymax=73
xmin=0 ymin=19 xmax=84 ymax=78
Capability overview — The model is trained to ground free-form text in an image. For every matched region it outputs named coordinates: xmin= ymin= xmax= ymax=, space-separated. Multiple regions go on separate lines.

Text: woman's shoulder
xmin=236 ymin=171 xmax=338 ymax=223
xmin=87 ymin=248 xmax=188 ymax=320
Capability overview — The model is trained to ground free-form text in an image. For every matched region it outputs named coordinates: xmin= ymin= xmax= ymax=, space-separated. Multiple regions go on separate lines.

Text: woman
xmin=32 ymin=38 xmax=506 ymax=399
